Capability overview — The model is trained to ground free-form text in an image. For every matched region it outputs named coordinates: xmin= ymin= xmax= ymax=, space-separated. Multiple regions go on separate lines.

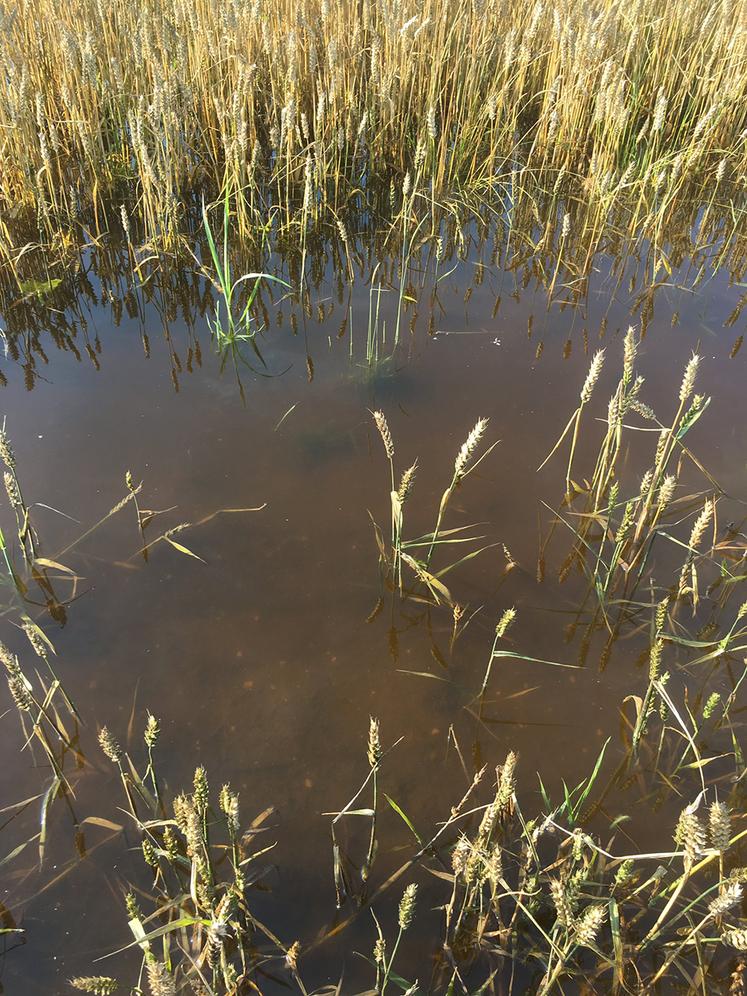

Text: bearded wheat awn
xmin=454 ymin=418 xmax=489 ymax=482
xmin=630 ymin=352 xmax=703 ymax=552
xmin=70 ymin=979 xmax=119 ymax=995
xmin=393 ymin=462 xmax=418 ymax=593
xmin=574 ymin=905 xmax=607 ymax=947
xmin=677 ymin=498 xmax=714 ymax=600
xmin=379 ymin=883 xmax=418 ymax=993
xmin=709 ymin=802 xmax=731 ymax=854
xmin=537 ymin=350 xmax=604 ymax=494
xmin=371 ymin=409 xmax=401 ymax=579
xmin=426 ymin=418 xmax=494 ymax=566
xmin=480 ymin=608 xmax=517 ymax=696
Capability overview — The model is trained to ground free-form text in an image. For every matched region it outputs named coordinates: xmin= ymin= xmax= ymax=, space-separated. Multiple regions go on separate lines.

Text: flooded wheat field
xmin=1 ymin=226 xmax=746 ymax=994
xmin=3 ymin=0 xmax=747 ymax=987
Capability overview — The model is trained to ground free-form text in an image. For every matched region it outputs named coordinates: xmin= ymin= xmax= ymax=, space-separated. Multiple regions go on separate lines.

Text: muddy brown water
xmin=1 ymin=239 xmax=746 ymax=993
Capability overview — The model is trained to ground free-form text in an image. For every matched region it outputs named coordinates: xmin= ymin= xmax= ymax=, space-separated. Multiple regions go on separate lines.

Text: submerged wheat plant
xmin=370 ymin=410 xmax=496 ymax=603
xmin=537 ymin=348 xmax=605 ymax=494
xmin=89 ymin=715 xmax=291 ymax=995
xmin=199 ymin=186 xmax=289 ymax=351
xmin=540 ymin=326 xmax=719 ymax=613
xmin=49 ymin=632 xmax=747 ymax=996
xmin=426 ymin=417 xmax=495 ymax=565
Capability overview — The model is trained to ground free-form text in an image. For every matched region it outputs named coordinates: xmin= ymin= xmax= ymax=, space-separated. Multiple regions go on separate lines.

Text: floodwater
xmin=1 ymin=231 xmax=746 ymax=993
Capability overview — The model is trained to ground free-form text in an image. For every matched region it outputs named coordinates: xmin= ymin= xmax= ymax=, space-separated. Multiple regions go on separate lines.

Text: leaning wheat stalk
xmin=426 ymin=418 xmax=496 ymax=567
xmin=537 ymin=350 xmax=605 ymax=497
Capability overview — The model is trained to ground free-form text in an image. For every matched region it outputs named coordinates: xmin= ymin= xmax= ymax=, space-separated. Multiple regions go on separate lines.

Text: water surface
xmin=1 ymin=236 xmax=746 ymax=992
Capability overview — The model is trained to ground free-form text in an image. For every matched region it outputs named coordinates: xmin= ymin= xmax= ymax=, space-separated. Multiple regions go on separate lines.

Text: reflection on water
xmin=0 ymin=228 xmax=746 ymax=992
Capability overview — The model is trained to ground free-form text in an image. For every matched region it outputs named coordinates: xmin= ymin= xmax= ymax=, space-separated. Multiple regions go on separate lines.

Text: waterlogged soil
xmin=1 ymin=243 xmax=746 ymax=993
